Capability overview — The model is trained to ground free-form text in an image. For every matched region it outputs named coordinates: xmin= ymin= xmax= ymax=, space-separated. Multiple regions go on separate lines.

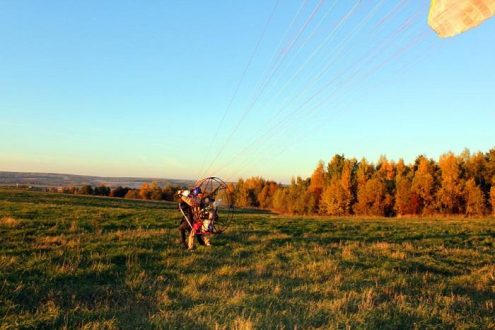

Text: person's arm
xmin=181 ymin=195 xmax=194 ymax=206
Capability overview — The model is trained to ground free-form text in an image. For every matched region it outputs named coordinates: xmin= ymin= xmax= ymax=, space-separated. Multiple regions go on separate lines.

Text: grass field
xmin=1 ymin=189 xmax=494 ymax=329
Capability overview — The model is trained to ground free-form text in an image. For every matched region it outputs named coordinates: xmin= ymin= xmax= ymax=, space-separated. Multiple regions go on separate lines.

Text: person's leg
xmin=196 ymin=234 xmax=206 ymax=246
xmin=178 ymin=221 xmax=189 ymax=248
xmin=203 ymin=235 xmax=211 ymax=246
xmin=188 ymin=230 xmax=195 ymax=250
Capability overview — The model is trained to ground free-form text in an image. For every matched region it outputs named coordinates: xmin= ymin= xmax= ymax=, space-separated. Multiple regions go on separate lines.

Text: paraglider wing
xmin=428 ymin=0 xmax=495 ymax=38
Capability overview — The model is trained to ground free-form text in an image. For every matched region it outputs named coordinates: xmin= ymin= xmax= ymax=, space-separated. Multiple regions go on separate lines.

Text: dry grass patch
xmin=230 ymin=317 xmax=256 ymax=330
xmin=69 ymin=220 xmax=79 ymax=232
xmin=0 ymin=255 xmax=18 ymax=268
xmin=80 ymin=319 xmax=118 ymax=330
xmin=0 ymin=216 xmax=21 ymax=227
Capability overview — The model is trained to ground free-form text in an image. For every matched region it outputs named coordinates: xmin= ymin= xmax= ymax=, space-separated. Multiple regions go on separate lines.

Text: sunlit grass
xmin=0 ymin=216 xmax=21 ymax=227
xmin=0 ymin=189 xmax=494 ymax=329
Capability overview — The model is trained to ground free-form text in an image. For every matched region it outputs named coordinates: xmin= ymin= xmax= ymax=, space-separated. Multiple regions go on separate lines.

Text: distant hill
xmin=0 ymin=171 xmax=195 ymax=189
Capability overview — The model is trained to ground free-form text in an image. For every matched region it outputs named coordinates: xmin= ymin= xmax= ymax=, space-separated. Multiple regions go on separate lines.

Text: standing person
xmin=178 ymin=189 xmax=207 ymax=250
xmin=177 ymin=190 xmax=193 ymax=249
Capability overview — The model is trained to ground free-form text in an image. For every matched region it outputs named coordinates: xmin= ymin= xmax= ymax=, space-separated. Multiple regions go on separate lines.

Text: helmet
xmin=192 ymin=187 xmax=202 ymax=196
xmin=182 ymin=190 xmax=190 ymax=197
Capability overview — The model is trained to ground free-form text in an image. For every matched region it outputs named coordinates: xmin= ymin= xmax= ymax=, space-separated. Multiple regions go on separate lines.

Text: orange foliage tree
xmin=232 ymin=147 xmax=495 ymax=217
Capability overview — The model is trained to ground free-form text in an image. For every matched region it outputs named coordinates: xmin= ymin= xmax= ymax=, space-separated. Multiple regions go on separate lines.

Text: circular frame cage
xmin=193 ymin=177 xmax=234 ymax=234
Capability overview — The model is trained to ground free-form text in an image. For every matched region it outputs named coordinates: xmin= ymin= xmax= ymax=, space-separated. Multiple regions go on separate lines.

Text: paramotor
xmin=178 ymin=177 xmax=234 ymax=235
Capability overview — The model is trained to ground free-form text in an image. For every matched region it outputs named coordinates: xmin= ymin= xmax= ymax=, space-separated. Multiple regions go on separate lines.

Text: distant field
xmin=0 ymin=171 xmax=194 ymax=189
xmin=1 ymin=189 xmax=494 ymax=329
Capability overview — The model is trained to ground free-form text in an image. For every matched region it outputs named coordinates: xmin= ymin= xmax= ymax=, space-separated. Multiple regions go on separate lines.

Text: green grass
xmin=1 ymin=189 xmax=494 ymax=329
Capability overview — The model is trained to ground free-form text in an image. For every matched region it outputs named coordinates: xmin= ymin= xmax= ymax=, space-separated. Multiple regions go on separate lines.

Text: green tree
xmin=320 ymin=178 xmax=344 ymax=215
xmin=94 ymin=185 xmax=110 ymax=196
xmin=79 ymin=185 xmax=93 ymax=195
xmin=162 ymin=185 xmax=179 ymax=201
xmin=286 ymin=176 xmax=310 ymax=214
xmin=110 ymin=186 xmax=129 ymax=198
xmin=353 ymin=177 xmax=388 ymax=216
xmin=272 ymin=187 xmax=289 ymax=213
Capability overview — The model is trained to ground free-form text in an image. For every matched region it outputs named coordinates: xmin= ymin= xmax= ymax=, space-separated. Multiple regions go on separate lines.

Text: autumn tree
xmin=124 ymin=189 xmax=140 ymax=199
xmin=320 ymin=179 xmax=344 ymax=215
xmin=377 ymin=156 xmax=396 ymax=182
xmin=258 ymin=185 xmax=270 ymax=208
xmin=230 ymin=147 xmax=495 ymax=217
xmin=309 ymin=160 xmax=325 ymax=193
xmin=245 ymin=177 xmax=265 ymax=207
xmin=326 ymin=154 xmax=345 ymax=182
xmin=353 ymin=158 xmax=374 ymax=215
xmin=138 ymin=183 xmax=152 ymax=200
xmin=375 ymin=156 xmax=395 ymax=216
xmin=149 ymin=182 xmax=165 ymax=201
xmin=437 ymin=152 xmax=464 ymax=214
xmin=462 ymin=149 xmax=490 ymax=195
xmin=234 ymin=178 xmax=250 ymax=207
xmin=285 ymin=176 xmax=311 ymax=214
xmin=62 ymin=186 xmax=79 ymax=194
xmin=257 ymin=181 xmax=279 ymax=209
xmin=320 ymin=158 xmax=355 ymax=216
xmin=464 ymin=178 xmax=486 ymax=216
xmin=272 ymin=187 xmax=289 ymax=213
xmin=394 ymin=159 xmax=413 ymax=216
xmin=227 ymin=182 xmax=235 ymax=195
xmin=487 ymin=148 xmax=495 ymax=182
xmin=308 ymin=160 xmax=325 ymax=211
xmin=355 ymin=176 xmax=388 ymax=216
xmin=490 ymin=185 xmax=495 ymax=216
xmin=234 ymin=177 xmax=264 ymax=207
xmin=151 ymin=189 xmax=164 ymax=201
xmin=411 ymin=157 xmax=436 ymax=215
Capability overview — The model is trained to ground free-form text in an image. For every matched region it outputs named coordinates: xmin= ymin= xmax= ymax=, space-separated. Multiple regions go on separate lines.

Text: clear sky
xmin=1 ymin=0 xmax=494 ymax=183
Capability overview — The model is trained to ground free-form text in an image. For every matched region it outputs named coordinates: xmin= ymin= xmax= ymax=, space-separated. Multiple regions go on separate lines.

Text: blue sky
xmin=1 ymin=1 xmax=494 ymax=183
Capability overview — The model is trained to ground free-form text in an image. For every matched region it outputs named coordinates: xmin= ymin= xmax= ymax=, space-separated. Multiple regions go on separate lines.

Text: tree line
xmin=50 ymin=182 xmax=180 ymax=202
xmin=50 ymin=147 xmax=495 ymax=217
xmin=234 ymin=148 xmax=495 ymax=217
